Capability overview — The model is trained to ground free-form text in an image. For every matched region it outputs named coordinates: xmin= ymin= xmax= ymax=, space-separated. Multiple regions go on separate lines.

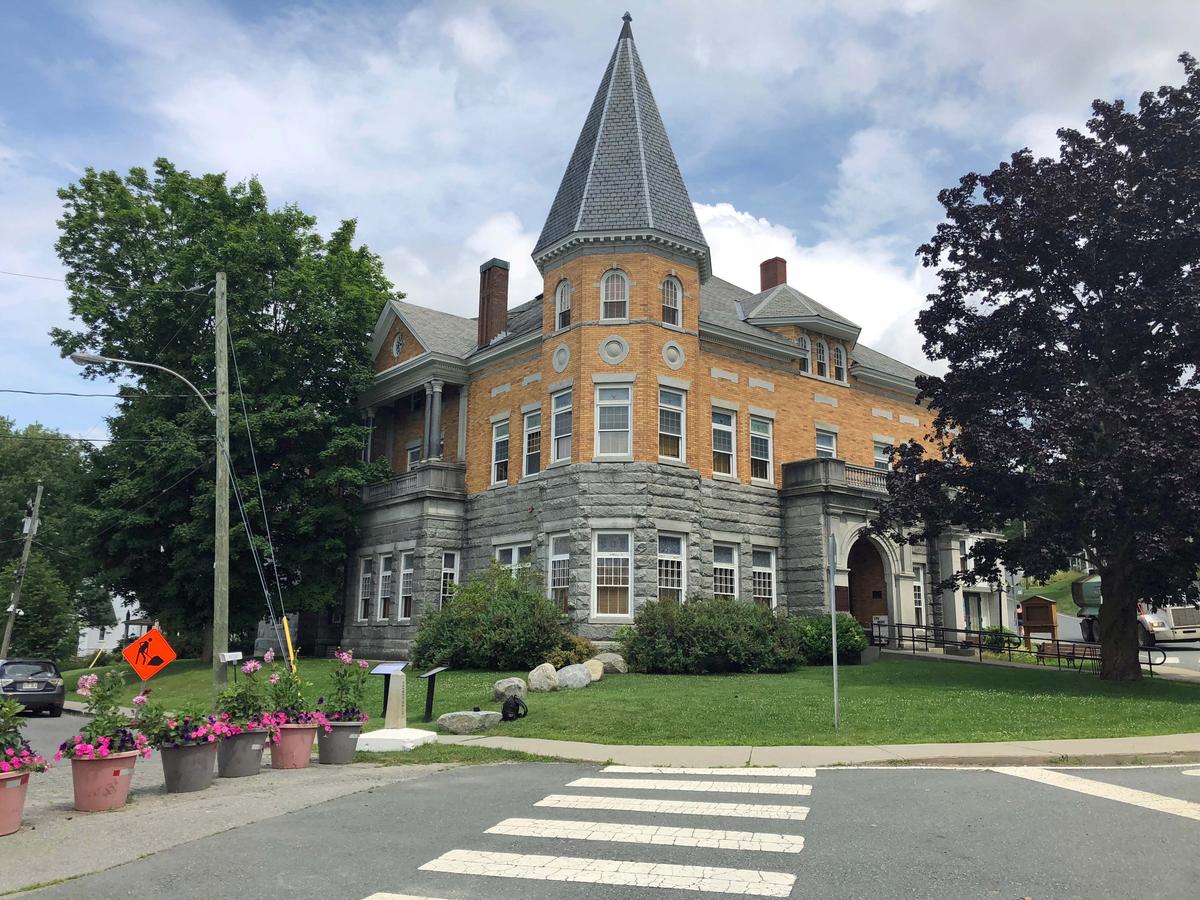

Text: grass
xmin=1023 ymin=569 xmax=1086 ymax=615
xmin=62 ymin=655 xmax=1200 ymax=747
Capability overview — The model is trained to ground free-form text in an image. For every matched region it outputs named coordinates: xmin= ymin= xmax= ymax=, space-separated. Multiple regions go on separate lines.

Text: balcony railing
xmin=782 ymin=457 xmax=888 ymax=493
xmin=362 ymin=461 xmax=465 ymax=504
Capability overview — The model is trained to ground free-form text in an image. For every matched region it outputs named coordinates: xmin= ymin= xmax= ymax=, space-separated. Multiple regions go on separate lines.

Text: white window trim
xmin=816 ymin=428 xmax=838 ymax=459
xmin=658 ymin=386 xmax=686 ymax=462
xmin=547 ymin=533 xmax=570 ymax=611
xmin=555 ymin=280 xmax=572 ymax=331
xmin=712 ymin=408 xmax=737 ymax=477
xmin=657 ymin=532 xmax=687 ymax=602
xmin=601 ymin=270 xmax=629 ymax=321
xmin=397 ymin=552 xmax=414 ymax=621
xmin=594 ymin=384 xmax=632 ymax=459
xmin=491 ymin=419 xmax=510 ymax=486
xmin=752 ymin=547 xmax=777 ymax=609
xmin=713 ymin=542 xmax=739 ymax=599
xmin=591 ymin=530 xmax=634 ymax=621
xmin=749 ymin=415 xmax=774 ymax=484
xmin=523 ymin=410 xmax=542 ymax=477
xmin=551 ymin=388 xmax=572 ymax=464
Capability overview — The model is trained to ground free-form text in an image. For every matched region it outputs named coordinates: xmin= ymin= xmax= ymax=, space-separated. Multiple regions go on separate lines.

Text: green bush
xmin=796 ymin=613 xmax=868 ymax=665
xmin=619 ymin=597 xmax=805 ymax=674
xmin=413 ymin=565 xmax=567 ymax=670
xmin=982 ymin=625 xmax=1019 ymax=653
xmin=545 ymin=633 xmax=596 ymax=669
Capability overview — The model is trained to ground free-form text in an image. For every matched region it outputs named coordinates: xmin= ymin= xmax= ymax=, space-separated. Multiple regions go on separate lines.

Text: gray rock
xmin=436 ymin=710 xmax=502 ymax=735
xmin=583 ymin=659 xmax=604 ymax=682
xmin=594 ymin=652 xmax=627 ymax=674
xmin=493 ymin=677 xmax=527 ymax=701
xmin=556 ymin=663 xmax=592 ymax=689
xmin=528 ymin=663 xmax=559 ymax=693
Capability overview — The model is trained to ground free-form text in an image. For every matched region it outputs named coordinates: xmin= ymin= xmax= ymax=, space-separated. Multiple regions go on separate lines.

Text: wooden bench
xmin=1036 ymin=641 xmax=1102 ymax=669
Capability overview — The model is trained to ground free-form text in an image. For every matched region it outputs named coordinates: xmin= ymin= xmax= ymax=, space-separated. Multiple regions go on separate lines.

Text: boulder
xmin=528 ymin=663 xmax=559 ymax=693
xmin=594 ymin=652 xmax=627 ymax=674
xmin=436 ymin=710 xmax=502 ymax=735
xmin=493 ymin=677 xmax=527 ymax=701
xmin=556 ymin=663 xmax=592 ymax=689
xmin=583 ymin=659 xmax=604 ymax=682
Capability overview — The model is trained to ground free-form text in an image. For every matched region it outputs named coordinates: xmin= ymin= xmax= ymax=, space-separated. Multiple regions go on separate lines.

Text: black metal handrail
xmin=873 ymin=621 xmax=1168 ymax=677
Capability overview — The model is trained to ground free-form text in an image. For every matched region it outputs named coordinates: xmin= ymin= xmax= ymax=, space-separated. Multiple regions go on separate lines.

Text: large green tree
xmin=873 ymin=55 xmax=1200 ymax=681
xmin=52 ymin=160 xmax=392 ymax=655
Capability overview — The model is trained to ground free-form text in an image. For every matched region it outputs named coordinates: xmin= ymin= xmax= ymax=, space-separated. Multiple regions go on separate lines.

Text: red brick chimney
xmin=477 ymin=258 xmax=510 ymax=348
xmin=760 ymin=257 xmax=787 ymax=292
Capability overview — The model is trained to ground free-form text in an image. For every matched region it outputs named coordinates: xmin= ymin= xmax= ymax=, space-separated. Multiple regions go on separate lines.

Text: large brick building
xmin=334 ymin=14 xmax=1010 ymax=657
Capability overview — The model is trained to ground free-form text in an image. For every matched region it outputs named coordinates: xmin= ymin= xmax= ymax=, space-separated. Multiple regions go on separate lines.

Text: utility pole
xmin=2 ymin=482 xmax=43 ymax=658
xmin=213 ymin=271 xmax=229 ymax=701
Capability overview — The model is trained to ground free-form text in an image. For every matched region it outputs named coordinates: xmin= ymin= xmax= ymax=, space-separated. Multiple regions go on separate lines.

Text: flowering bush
xmin=319 ymin=649 xmax=371 ymax=723
xmin=55 ymin=671 xmax=149 ymax=761
xmin=0 ymin=698 xmax=49 ymax=775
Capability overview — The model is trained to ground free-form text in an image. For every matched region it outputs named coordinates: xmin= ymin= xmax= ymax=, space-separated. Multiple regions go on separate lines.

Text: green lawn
xmin=62 ymin=655 xmax=1200 ymax=747
xmin=1022 ymin=570 xmax=1086 ymax=615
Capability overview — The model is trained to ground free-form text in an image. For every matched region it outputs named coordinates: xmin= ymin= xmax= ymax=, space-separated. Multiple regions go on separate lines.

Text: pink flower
xmin=263 ymin=648 xmax=275 ymax=664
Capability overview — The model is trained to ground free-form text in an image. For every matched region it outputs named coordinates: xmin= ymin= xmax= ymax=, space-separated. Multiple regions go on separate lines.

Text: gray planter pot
xmin=317 ymin=721 xmax=364 ymax=766
xmin=161 ymin=742 xmax=217 ymax=793
xmin=217 ymin=729 xmax=267 ymax=778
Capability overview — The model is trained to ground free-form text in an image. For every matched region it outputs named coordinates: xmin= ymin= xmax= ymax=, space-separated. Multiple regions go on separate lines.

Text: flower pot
xmin=160 ymin=742 xmax=217 ymax=793
xmin=317 ymin=721 xmax=363 ymax=766
xmin=70 ymin=751 xmax=139 ymax=812
xmin=217 ymin=729 xmax=267 ymax=778
xmin=271 ymin=724 xmax=318 ymax=769
xmin=0 ymin=771 xmax=30 ymax=836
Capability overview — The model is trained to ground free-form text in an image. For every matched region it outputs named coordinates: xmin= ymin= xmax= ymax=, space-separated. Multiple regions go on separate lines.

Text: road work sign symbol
xmin=122 ymin=628 xmax=177 ymax=681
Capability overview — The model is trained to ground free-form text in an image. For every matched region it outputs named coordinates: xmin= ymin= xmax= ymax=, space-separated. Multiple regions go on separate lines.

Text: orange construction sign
xmin=122 ymin=628 xmax=177 ymax=681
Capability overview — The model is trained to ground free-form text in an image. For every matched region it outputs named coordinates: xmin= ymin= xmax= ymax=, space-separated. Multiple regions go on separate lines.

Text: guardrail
xmin=872 ymin=621 xmax=1168 ymax=677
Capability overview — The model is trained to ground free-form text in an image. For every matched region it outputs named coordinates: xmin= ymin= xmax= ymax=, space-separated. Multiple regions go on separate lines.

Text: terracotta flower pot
xmin=70 ymin=751 xmax=139 ymax=812
xmin=217 ymin=729 xmax=267 ymax=778
xmin=271 ymin=723 xmax=318 ymax=769
xmin=317 ymin=721 xmax=363 ymax=766
xmin=160 ymin=742 xmax=217 ymax=793
xmin=0 ymin=770 xmax=31 ymax=836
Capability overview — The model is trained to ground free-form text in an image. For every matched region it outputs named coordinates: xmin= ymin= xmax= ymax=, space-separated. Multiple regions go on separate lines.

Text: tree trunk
xmin=1098 ymin=563 xmax=1141 ymax=681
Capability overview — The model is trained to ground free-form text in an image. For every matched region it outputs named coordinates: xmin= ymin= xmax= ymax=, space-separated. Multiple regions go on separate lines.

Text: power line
xmin=0 ymin=269 xmax=212 ymax=295
xmin=1 ymin=388 xmax=210 ymax=399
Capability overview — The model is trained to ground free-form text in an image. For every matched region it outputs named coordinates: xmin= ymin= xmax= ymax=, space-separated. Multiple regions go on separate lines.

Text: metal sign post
xmin=829 ymin=532 xmax=839 ymax=732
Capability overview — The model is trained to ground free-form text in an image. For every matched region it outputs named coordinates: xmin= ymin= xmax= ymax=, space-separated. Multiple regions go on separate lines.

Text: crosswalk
xmin=368 ymin=763 xmax=815 ymax=898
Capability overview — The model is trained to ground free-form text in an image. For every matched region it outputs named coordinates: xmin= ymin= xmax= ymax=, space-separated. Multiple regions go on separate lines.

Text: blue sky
xmin=3 ymin=0 xmax=1198 ymax=438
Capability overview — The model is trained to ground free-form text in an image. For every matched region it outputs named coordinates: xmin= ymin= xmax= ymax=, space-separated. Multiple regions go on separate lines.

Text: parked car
xmin=0 ymin=659 xmax=65 ymax=716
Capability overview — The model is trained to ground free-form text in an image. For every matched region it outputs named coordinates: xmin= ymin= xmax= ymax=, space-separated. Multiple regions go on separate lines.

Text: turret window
xmin=833 ymin=345 xmax=846 ymax=382
xmin=601 ymin=271 xmax=628 ymax=320
xmin=555 ymin=280 xmax=572 ymax=330
xmin=661 ymin=277 xmax=681 ymax=326
xmin=816 ymin=341 xmax=828 ymax=378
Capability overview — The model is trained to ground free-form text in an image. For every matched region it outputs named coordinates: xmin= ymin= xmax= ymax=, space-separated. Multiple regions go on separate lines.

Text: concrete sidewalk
xmin=438 ymin=731 xmax=1200 ymax=767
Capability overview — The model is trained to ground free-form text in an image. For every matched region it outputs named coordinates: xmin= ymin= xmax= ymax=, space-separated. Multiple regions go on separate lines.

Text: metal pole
xmin=1 ymin=482 xmax=43 ymax=658
xmin=828 ymin=531 xmax=839 ymax=731
xmin=212 ymin=272 xmax=229 ymax=702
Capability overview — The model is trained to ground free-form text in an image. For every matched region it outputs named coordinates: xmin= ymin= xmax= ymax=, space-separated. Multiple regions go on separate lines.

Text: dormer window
xmin=833 ymin=345 xmax=846 ymax=382
xmin=816 ymin=340 xmax=828 ymax=378
xmin=797 ymin=335 xmax=810 ymax=373
xmin=555 ymin=280 xmax=572 ymax=330
xmin=601 ymin=270 xmax=628 ymax=320
xmin=661 ymin=276 xmax=681 ymax=326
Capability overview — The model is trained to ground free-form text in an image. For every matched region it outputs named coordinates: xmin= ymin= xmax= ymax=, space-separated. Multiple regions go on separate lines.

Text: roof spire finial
xmin=620 ymin=11 xmax=633 ymax=39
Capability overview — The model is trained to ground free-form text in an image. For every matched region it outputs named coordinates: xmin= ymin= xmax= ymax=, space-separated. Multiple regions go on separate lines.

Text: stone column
xmin=429 ymin=379 xmax=445 ymax=460
xmin=422 ymin=383 xmax=433 ymax=460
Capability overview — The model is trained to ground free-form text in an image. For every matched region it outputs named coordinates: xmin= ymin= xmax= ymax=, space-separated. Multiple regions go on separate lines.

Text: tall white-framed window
xmin=661 ymin=276 xmax=682 ymax=326
xmin=554 ymin=280 xmax=572 ymax=330
xmin=816 ymin=341 xmax=828 ymax=378
xmin=377 ymin=554 xmax=394 ymax=619
xmin=440 ymin=552 xmax=459 ymax=606
xmin=752 ymin=547 xmax=776 ymax=608
xmin=713 ymin=543 xmax=738 ymax=598
xmin=406 ymin=445 xmax=422 ymax=470
xmin=912 ymin=563 xmax=926 ymax=627
xmin=833 ymin=345 xmax=847 ymax=382
xmin=398 ymin=552 xmax=414 ymax=619
xmin=593 ymin=531 xmax=632 ymax=617
xmin=657 ymin=533 xmax=686 ymax=602
xmin=548 ymin=533 xmax=571 ymax=611
xmin=658 ymin=387 xmax=685 ymax=460
xmin=749 ymin=416 xmax=773 ymax=482
xmin=551 ymin=388 xmax=572 ymax=462
xmin=496 ymin=543 xmax=532 ymax=575
xmin=523 ymin=411 xmax=542 ymax=477
xmin=873 ymin=441 xmax=891 ymax=471
xmin=358 ymin=558 xmax=375 ymax=621
xmin=712 ymin=408 xmax=736 ymax=475
xmin=595 ymin=385 xmax=632 ymax=457
xmin=601 ymin=270 xmax=628 ymax=320
xmin=491 ymin=420 xmax=510 ymax=485
xmin=816 ymin=428 xmax=837 ymax=459
xmin=797 ymin=335 xmax=810 ymax=374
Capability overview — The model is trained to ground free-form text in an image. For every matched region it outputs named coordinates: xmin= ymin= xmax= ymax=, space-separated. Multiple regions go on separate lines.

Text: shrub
xmin=796 ymin=613 xmax=868 ymax=665
xmin=982 ymin=625 xmax=1019 ymax=653
xmin=545 ymin=633 xmax=596 ymax=669
xmin=413 ymin=564 xmax=566 ymax=670
xmin=620 ymin=597 xmax=805 ymax=674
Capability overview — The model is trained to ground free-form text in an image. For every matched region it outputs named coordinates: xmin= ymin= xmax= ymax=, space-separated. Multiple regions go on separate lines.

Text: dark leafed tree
xmin=873 ymin=55 xmax=1200 ymax=681
xmin=52 ymin=160 xmax=392 ymax=656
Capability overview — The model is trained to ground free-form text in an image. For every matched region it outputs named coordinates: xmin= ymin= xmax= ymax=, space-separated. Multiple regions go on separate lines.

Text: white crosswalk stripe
xmin=537 ymin=793 xmax=810 ymax=821
xmin=486 ymin=816 xmax=806 ymax=853
xmin=603 ymin=765 xmax=815 ymax=778
xmin=568 ymin=776 xmax=812 ymax=796
xmin=419 ymin=849 xmax=797 ymax=896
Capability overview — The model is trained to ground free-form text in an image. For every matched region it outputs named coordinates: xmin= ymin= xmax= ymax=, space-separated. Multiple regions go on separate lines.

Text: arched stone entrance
xmin=847 ymin=536 xmax=888 ymax=628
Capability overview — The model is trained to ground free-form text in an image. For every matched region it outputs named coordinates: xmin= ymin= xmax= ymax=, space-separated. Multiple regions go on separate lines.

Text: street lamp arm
xmin=70 ymin=351 xmax=215 ymax=415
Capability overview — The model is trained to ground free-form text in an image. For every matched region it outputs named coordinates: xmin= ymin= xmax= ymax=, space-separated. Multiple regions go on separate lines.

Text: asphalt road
xmin=1057 ymin=613 xmax=1200 ymax=673
xmin=22 ymin=755 xmax=1200 ymax=899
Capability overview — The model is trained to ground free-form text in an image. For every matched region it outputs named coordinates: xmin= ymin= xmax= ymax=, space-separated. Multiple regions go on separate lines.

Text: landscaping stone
xmin=557 ymin=663 xmax=592 ymax=689
xmin=583 ymin=659 xmax=604 ymax=682
xmin=493 ymin=677 xmax=527 ymax=701
xmin=436 ymin=710 xmax=502 ymax=734
xmin=594 ymin=652 xmax=627 ymax=674
xmin=528 ymin=663 xmax=559 ymax=692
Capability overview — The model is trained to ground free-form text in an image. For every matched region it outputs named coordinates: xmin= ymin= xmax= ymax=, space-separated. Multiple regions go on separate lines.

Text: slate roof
xmin=743 ymin=283 xmax=860 ymax=330
xmin=532 ymin=14 xmax=707 ymax=259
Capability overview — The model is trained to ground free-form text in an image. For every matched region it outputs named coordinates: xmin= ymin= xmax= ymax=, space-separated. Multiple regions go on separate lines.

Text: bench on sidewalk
xmin=1036 ymin=641 xmax=1102 ymax=670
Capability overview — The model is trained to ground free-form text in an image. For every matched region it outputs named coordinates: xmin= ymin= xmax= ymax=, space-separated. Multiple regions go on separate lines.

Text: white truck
xmin=1072 ymin=574 xmax=1200 ymax=646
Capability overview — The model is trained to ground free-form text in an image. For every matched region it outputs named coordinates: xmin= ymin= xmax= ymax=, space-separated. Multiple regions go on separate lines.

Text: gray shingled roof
xmin=743 ymin=283 xmax=860 ymax=330
xmin=533 ymin=14 xmax=707 ymax=257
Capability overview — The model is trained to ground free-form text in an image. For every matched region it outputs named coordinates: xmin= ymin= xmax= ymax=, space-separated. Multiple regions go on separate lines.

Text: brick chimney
xmin=760 ymin=257 xmax=787 ymax=292
xmin=477 ymin=258 xmax=510 ymax=348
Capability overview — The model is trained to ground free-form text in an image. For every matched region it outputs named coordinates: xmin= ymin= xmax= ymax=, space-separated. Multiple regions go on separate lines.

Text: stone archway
xmin=847 ymin=536 xmax=888 ymax=628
